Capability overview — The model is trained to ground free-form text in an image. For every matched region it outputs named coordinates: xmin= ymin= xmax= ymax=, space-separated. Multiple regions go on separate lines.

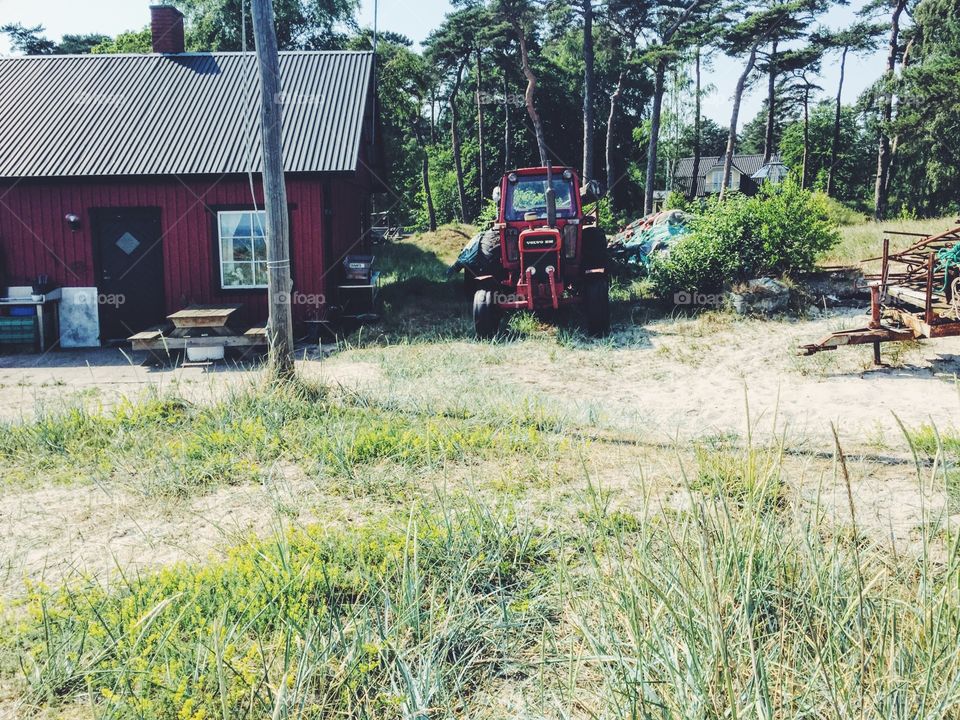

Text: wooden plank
xmin=167 ymin=304 xmax=241 ymax=328
xmin=128 ymin=330 xmax=163 ymax=341
xmin=132 ymin=334 xmax=268 ymax=351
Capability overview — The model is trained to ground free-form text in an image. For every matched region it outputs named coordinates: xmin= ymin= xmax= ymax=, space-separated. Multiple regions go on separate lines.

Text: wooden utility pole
xmin=251 ymin=0 xmax=294 ymax=377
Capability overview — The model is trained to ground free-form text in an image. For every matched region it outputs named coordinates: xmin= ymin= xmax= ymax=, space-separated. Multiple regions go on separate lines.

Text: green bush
xmin=650 ymin=177 xmax=840 ymax=295
xmin=662 ymin=190 xmax=690 ymax=211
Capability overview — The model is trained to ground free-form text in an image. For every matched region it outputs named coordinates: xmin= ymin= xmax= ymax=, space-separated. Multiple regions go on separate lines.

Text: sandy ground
xmin=1 ymin=309 xmax=957 ymax=445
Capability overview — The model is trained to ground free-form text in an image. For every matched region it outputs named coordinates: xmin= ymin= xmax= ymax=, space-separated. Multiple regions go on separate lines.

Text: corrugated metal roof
xmin=674 ymin=153 xmax=783 ymax=180
xmin=0 ymin=51 xmax=373 ymax=178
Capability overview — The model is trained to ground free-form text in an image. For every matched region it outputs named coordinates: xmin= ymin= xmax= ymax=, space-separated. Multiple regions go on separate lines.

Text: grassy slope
xmin=823 ymin=215 xmax=959 ymax=270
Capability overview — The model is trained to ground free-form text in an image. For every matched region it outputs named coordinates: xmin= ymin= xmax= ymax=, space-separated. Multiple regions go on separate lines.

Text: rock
xmin=726 ymin=278 xmax=791 ymax=315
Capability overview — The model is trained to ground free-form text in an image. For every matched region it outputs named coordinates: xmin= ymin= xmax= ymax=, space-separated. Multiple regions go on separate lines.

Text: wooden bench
xmin=128 ymin=326 xmax=269 ymax=352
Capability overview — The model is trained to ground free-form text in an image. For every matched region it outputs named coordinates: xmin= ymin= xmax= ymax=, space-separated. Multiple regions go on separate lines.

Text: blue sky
xmin=0 ymin=0 xmax=888 ymax=127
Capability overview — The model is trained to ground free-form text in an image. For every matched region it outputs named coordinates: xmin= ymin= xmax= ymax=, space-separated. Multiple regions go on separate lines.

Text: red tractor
xmin=469 ymin=166 xmax=609 ymax=338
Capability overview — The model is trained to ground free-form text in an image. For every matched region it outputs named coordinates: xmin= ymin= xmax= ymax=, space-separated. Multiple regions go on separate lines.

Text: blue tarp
xmin=608 ymin=210 xmax=691 ymax=267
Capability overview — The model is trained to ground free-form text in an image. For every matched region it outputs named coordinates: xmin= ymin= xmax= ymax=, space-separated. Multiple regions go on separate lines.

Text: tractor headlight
xmin=562 ymin=223 xmax=577 ymax=259
xmin=506 ymin=228 xmax=520 ymax=262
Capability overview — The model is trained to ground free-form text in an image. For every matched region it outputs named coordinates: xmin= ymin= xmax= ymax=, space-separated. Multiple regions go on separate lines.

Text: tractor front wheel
xmin=473 ymin=289 xmax=500 ymax=340
xmin=583 ymin=275 xmax=610 ymax=337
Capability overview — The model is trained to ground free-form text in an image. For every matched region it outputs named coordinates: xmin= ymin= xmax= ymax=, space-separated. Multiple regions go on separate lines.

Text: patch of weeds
xmin=689 ymin=442 xmax=786 ymax=512
xmin=791 ymin=344 xmax=840 ymax=377
xmin=881 ymin=339 xmax=925 ymax=368
xmin=506 ymin=311 xmax=544 ymax=338
xmin=0 ymin=380 xmax=558 ymax=496
xmin=7 ymin=502 xmax=553 ymax=719
xmin=904 ymin=422 xmax=960 ymax=458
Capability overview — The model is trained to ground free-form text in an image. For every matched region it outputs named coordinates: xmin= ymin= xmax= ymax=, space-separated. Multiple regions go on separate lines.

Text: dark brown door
xmin=92 ymin=208 xmax=165 ymax=340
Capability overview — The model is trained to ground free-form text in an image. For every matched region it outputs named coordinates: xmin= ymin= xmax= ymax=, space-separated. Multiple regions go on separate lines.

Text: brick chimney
xmin=150 ymin=5 xmax=185 ymax=54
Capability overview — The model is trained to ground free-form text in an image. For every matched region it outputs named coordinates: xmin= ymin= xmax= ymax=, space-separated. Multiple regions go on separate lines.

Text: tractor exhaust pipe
xmin=545 ymin=161 xmax=557 ymax=228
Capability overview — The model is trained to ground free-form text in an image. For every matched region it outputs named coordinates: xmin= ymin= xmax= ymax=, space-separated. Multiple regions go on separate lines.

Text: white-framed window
xmin=707 ymin=168 xmax=738 ymax=193
xmin=218 ymin=210 xmax=267 ymax=289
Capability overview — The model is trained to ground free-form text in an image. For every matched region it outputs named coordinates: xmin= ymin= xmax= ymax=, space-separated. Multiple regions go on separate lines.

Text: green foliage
xmin=90 ymin=29 xmax=152 ymax=54
xmin=778 ymin=102 xmax=875 ymax=206
xmin=178 ymin=0 xmax=358 ymax=51
xmin=476 ymin=197 xmax=498 ymax=226
xmin=1 ymin=23 xmax=108 ymax=55
xmin=650 ymin=177 xmax=840 ymax=295
xmin=815 ymin=192 xmax=868 ymax=226
xmin=11 ymin=503 xmax=551 ymax=718
xmin=662 ymin=190 xmax=690 ymax=211
xmin=885 ymin=0 xmax=960 ymax=217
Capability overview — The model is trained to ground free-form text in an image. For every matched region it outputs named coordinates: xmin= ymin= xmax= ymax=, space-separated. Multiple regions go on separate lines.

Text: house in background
xmin=672 ymin=154 xmax=788 ymax=199
xmin=0 ymin=5 xmax=381 ymax=344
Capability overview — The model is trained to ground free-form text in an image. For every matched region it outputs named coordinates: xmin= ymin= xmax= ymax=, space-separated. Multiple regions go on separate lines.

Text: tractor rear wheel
xmin=473 ymin=289 xmax=500 ymax=339
xmin=478 ymin=230 xmax=501 ymax=270
xmin=583 ymin=275 xmax=610 ymax=337
xmin=581 ymin=226 xmax=607 ymax=271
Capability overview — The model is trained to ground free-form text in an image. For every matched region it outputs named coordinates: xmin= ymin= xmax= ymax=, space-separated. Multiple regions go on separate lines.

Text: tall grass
xmin=5 ymin=383 xmax=960 ymax=717
xmin=565 ymin=434 xmax=960 ymax=719
xmin=821 ymin=216 xmax=958 ymax=269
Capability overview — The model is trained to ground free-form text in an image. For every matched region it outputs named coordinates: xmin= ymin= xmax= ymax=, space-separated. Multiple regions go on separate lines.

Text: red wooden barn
xmin=0 ymin=5 xmax=381 ymax=343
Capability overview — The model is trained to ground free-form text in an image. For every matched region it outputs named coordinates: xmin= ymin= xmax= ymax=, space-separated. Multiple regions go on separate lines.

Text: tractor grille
xmin=525 ymin=251 xmax=559 ymax=281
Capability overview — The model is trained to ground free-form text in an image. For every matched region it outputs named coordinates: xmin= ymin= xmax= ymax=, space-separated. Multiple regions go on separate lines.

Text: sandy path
xmin=316 ymin=309 xmax=960 ymax=448
xmin=0 ymin=308 xmax=956 ymax=446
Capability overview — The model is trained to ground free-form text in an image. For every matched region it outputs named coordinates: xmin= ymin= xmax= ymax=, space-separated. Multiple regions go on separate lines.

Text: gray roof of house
xmin=0 ymin=50 xmax=373 ymax=178
xmin=674 ymin=153 xmax=782 ymax=179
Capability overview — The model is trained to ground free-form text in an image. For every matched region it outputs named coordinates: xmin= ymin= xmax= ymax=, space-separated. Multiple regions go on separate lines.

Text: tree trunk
xmin=826 ymin=45 xmax=847 ymax=197
xmin=476 ymin=48 xmax=486 ymax=205
xmin=886 ymin=36 xmax=914 ymax=198
xmin=720 ymin=45 xmax=758 ymax=201
xmin=251 ymin=0 xmax=293 ymax=377
xmin=801 ymin=84 xmax=810 ymax=188
xmin=422 ymin=152 xmax=437 ymax=231
xmin=449 ymin=59 xmax=468 ymax=222
xmin=581 ymin=0 xmax=595 ymax=183
xmin=644 ymin=58 xmax=667 ymax=215
xmin=688 ymin=47 xmax=702 ymax=200
xmin=516 ymin=25 xmax=549 ymax=166
xmin=503 ymin=74 xmax=511 ymax=172
xmin=763 ymin=40 xmax=778 ymax=165
xmin=640 ymin=0 xmax=704 ymax=212
xmin=412 ymin=111 xmax=436 ymax=232
xmin=429 ymin=89 xmax=436 ymax=144
xmin=874 ymin=0 xmax=906 ymax=220
xmin=605 ymin=69 xmax=625 ymax=203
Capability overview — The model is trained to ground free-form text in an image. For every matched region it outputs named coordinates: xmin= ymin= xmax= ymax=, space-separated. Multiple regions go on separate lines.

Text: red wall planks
xmin=0 ymin=174 xmax=370 ymax=328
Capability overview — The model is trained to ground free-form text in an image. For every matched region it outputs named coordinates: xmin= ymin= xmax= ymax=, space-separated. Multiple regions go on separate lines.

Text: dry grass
xmin=820 ymin=215 xmax=959 ymax=271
